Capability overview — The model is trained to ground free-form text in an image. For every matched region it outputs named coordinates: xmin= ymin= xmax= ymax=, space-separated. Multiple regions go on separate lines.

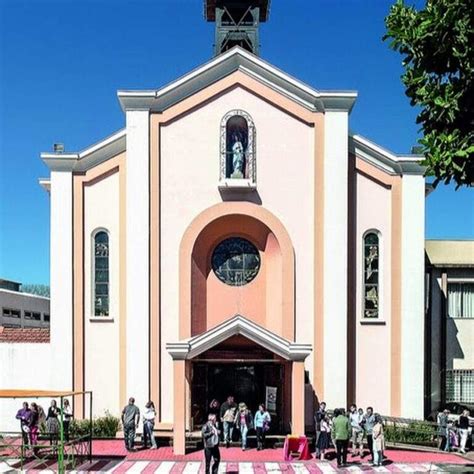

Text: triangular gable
xmin=166 ymin=314 xmax=312 ymax=361
xmin=117 ymin=47 xmax=357 ymax=114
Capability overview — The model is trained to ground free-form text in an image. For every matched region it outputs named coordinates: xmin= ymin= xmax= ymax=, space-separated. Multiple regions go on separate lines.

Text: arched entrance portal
xmin=169 ymin=203 xmax=311 ymax=454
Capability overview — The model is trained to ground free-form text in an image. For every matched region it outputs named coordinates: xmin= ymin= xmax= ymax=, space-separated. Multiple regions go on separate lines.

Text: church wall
xmin=0 ymin=344 xmax=56 ymax=431
xmin=355 ymin=172 xmax=392 ymax=415
xmin=84 ymin=172 xmax=121 ymax=417
xmin=159 ymin=86 xmax=315 ymax=422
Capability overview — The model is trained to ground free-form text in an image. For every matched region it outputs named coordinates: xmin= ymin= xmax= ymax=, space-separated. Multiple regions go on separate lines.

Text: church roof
xmin=41 ymin=47 xmax=423 ymax=175
xmin=117 ymin=46 xmax=358 ymax=114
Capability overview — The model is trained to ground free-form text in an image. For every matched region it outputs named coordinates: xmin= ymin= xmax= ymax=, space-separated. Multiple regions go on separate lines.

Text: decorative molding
xmin=117 ymin=47 xmax=357 ymax=114
xmin=350 ymin=134 xmax=425 ymax=176
xmin=166 ymin=314 xmax=312 ymax=361
xmin=41 ymin=129 xmax=126 ymax=172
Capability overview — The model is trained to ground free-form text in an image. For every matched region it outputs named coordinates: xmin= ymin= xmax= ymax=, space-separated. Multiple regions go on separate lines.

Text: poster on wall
xmin=265 ymin=386 xmax=277 ymax=412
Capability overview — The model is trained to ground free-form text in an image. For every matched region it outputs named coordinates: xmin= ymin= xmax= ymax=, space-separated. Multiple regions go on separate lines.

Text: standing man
xmin=331 ymin=408 xmax=351 ymax=468
xmin=314 ymin=401 xmax=326 ymax=456
xmin=362 ymin=406 xmax=376 ymax=462
xmin=437 ymin=409 xmax=449 ymax=451
xmin=220 ymin=395 xmax=237 ymax=448
xmin=202 ymin=414 xmax=221 ymax=474
xmin=15 ymin=402 xmax=32 ymax=446
xmin=121 ymin=397 xmax=140 ymax=451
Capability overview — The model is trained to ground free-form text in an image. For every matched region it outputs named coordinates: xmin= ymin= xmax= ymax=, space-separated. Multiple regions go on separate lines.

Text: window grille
xmin=363 ymin=232 xmax=380 ymax=318
xmin=445 ymin=369 xmax=474 ymax=404
xmin=220 ymin=110 xmax=256 ymax=183
xmin=447 ymin=282 xmax=474 ymax=318
xmin=93 ymin=231 xmax=109 ymax=316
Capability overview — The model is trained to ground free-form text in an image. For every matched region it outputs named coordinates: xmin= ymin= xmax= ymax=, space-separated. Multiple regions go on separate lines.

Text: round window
xmin=211 ymin=237 xmax=261 ymax=286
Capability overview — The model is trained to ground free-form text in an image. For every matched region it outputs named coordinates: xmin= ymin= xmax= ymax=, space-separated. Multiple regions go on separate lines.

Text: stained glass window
xmin=211 ymin=237 xmax=260 ymax=286
xmin=94 ymin=231 xmax=109 ymax=316
xmin=363 ymin=232 xmax=379 ymax=318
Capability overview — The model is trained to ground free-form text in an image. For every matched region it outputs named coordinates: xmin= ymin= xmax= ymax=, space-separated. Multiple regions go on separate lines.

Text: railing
xmin=445 ymin=369 xmax=474 ymax=404
xmin=0 ymin=431 xmax=91 ymax=471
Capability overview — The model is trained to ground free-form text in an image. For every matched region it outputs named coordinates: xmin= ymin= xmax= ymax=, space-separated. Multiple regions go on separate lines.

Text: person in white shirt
xmin=349 ymin=405 xmax=364 ymax=457
xmin=143 ymin=401 xmax=157 ymax=449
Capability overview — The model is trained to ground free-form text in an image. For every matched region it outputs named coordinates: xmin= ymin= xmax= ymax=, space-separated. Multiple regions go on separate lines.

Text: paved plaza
xmin=1 ymin=444 xmax=472 ymax=473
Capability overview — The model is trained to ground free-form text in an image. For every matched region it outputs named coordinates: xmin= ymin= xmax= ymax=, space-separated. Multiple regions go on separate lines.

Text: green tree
xmin=384 ymin=0 xmax=474 ymax=187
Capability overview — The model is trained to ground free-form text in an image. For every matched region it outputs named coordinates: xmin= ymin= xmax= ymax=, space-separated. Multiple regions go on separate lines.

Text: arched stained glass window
xmin=94 ymin=231 xmax=109 ymax=317
xmin=363 ymin=232 xmax=379 ymax=319
xmin=220 ymin=110 xmax=256 ymax=182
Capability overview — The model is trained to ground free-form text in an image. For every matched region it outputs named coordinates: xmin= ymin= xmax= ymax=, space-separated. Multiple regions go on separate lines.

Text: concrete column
xmin=173 ymin=360 xmax=186 ymax=454
xmin=125 ymin=110 xmax=150 ymax=409
xmin=50 ymin=171 xmax=73 ymax=391
xmin=291 ymin=361 xmax=306 ymax=435
xmin=400 ymin=174 xmax=425 ymax=418
xmin=322 ymin=111 xmax=349 ymax=408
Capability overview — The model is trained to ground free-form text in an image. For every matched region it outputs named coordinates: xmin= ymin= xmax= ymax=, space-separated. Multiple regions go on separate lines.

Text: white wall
xmin=322 ymin=111 xmax=348 ymax=408
xmin=0 ymin=344 xmax=56 ymax=431
xmin=0 ymin=171 xmax=73 ymax=430
xmin=125 ymin=110 xmax=150 ymax=413
xmin=400 ymin=174 xmax=425 ymax=418
xmin=84 ymin=172 xmax=121 ymax=417
xmin=159 ymin=87 xmax=315 ymax=422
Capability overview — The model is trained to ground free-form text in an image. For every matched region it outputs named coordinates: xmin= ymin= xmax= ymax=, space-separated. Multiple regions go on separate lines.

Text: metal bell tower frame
xmin=204 ymin=0 xmax=270 ymax=56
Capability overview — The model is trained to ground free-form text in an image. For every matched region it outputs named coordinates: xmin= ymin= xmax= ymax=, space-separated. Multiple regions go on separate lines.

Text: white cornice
xmin=41 ymin=129 xmax=126 ymax=172
xmin=118 ymin=47 xmax=357 ymax=114
xmin=350 ymin=134 xmax=425 ymax=176
xmin=38 ymin=178 xmax=51 ymax=193
xmin=166 ymin=314 xmax=312 ymax=361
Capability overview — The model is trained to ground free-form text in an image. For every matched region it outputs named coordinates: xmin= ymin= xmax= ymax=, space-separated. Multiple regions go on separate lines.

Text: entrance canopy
xmin=166 ymin=314 xmax=312 ymax=361
xmin=0 ymin=390 xmax=90 ymax=398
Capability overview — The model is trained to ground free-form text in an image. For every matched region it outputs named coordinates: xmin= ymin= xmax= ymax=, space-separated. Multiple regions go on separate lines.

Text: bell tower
xmin=204 ymin=0 xmax=270 ymax=56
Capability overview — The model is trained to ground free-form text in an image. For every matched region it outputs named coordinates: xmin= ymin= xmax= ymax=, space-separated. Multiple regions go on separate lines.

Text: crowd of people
xmin=14 ymin=399 xmax=73 ymax=453
xmin=314 ymin=402 xmax=385 ymax=469
xmin=14 ymin=395 xmax=471 ymax=473
xmin=437 ymin=408 xmax=472 ymax=454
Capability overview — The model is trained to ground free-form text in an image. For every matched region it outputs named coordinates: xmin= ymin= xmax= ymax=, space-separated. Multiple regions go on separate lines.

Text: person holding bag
xmin=254 ymin=404 xmax=271 ymax=450
xmin=202 ymin=414 xmax=220 ymax=474
xmin=235 ymin=402 xmax=253 ymax=451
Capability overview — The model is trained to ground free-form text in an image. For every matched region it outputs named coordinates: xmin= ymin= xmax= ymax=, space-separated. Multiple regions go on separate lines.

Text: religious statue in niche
xmin=226 ymin=115 xmax=248 ymax=179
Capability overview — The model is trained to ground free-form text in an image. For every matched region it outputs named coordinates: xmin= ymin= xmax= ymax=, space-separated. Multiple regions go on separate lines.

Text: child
xmin=316 ymin=415 xmax=332 ymax=460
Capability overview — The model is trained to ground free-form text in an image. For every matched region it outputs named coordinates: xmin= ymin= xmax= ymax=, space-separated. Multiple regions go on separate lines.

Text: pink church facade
xmin=20 ymin=48 xmax=425 ymax=453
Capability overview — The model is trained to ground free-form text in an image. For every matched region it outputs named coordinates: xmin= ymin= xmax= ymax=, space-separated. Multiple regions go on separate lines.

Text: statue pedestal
xmin=230 ymin=170 xmax=244 ymax=179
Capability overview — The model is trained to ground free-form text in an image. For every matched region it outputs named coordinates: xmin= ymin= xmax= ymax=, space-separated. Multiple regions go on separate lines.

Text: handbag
xmin=263 ymin=419 xmax=270 ymax=432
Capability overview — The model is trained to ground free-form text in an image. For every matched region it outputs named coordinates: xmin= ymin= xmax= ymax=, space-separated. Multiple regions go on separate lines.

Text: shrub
xmin=385 ymin=420 xmax=436 ymax=446
xmin=69 ymin=412 xmax=120 ymax=439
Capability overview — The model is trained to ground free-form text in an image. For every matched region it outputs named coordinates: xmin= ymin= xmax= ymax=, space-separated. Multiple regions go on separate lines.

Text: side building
xmin=0 ymin=279 xmax=50 ymax=329
xmin=426 ymin=240 xmax=474 ymax=415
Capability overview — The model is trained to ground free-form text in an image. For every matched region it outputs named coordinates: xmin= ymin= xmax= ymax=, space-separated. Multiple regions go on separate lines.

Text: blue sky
xmin=0 ymin=0 xmax=472 ymax=285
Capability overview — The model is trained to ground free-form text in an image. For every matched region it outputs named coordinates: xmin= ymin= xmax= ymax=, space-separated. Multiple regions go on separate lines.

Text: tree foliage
xmin=384 ymin=0 xmax=474 ymax=187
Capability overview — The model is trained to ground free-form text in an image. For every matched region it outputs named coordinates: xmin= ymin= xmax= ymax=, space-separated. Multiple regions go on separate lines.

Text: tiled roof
xmin=0 ymin=326 xmax=50 ymax=343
